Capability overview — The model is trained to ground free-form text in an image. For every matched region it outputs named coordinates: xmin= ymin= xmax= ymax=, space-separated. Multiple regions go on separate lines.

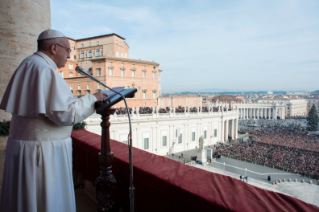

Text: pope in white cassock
xmin=0 ymin=29 xmax=107 ymax=212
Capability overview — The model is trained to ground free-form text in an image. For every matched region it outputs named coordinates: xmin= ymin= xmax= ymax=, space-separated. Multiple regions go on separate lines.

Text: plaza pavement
xmin=167 ymin=147 xmax=319 ymax=207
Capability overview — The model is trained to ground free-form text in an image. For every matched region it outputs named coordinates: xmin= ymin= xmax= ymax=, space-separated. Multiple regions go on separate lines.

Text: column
xmin=273 ymin=108 xmax=277 ymax=120
xmin=231 ymin=119 xmax=235 ymax=140
xmin=235 ymin=119 xmax=238 ymax=139
xmin=220 ymin=120 xmax=224 ymax=142
xmin=229 ymin=120 xmax=233 ymax=140
xmin=268 ymin=109 xmax=271 ymax=120
xmin=243 ymin=108 xmax=246 ymax=119
xmin=224 ymin=120 xmax=228 ymax=142
xmin=0 ymin=0 xmax=51 ymax=121
xmin=281 ymin=108 xmax=285 ymax=120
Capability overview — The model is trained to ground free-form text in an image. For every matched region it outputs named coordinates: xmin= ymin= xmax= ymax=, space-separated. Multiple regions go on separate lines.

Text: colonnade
xmin=220 ymin=118 xmax=238 ymax=142
xmin=238 ymin=107 xmax=285 ymax=120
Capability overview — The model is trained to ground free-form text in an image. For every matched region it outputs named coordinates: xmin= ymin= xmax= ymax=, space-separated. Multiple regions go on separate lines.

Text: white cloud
xmin=52 ymin=0 xmax=319 ymax=92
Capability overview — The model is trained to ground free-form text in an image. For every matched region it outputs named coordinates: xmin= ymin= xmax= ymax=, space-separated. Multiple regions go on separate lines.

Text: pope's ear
xmin=50 ymin=43 xmax=57 ymax=55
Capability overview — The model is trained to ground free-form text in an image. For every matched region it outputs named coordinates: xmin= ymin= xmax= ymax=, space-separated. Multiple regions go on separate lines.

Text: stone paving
xmin=166 ymin=148 xmax=319 ymax=208
xmin=191 ymin=163 xmax=319 ymax=208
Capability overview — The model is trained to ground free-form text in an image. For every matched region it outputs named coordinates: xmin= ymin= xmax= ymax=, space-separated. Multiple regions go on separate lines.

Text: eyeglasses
xmin=56 ymin=43 xmax=72 ymax=53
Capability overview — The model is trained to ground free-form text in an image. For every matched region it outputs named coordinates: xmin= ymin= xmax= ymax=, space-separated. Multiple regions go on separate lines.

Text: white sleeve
xmin=46 ymin=94 xmax=97 ymax=126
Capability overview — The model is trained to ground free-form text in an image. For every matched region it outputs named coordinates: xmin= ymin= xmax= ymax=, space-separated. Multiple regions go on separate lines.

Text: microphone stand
xmin=75 ymin=66 xmax=135 ymax=212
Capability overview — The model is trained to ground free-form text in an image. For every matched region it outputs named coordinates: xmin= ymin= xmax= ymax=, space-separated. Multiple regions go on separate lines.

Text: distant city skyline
xmin=52 ymin=0 xmax=319 ymax=93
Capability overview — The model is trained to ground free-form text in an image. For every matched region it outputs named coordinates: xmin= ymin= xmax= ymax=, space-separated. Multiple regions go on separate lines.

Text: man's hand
xmin=93 ymin=92 xmax=108 ymax=101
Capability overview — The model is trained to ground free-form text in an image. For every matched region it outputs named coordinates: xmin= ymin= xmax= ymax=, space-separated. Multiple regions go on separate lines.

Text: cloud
xmin=52 ymin=0 xmax=319 ymax=92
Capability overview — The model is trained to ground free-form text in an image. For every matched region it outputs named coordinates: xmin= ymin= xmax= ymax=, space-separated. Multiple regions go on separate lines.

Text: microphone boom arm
xmin=75 ymin=66 xmax=135 ymax=212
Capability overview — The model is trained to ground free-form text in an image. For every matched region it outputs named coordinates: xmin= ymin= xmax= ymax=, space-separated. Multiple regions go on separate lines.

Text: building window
xmin=98 ymin=84 xmax=101 ymax=89
xmin=143 ymin=92 xmax=146 ymax=98
xmin=59 ymin=71 xmax=63 ymax=78
xmin=81 ymin=44 xmax=83 ymax=48
xmin=69 ymin=72 xmax=73 ymax=77
xmin=70 ymin=85 xmax=73 ymax=90
xmin=97 ymin=41 xmax=99 ymax=45
xmin=120 ymin=42 xmax=122 ymax=46
xmin=88 ymin=50 xmax=92 ymax=58
xmin=168 ymin=101 xmax=171 ymax=106
xmin=116 ymin=40 xmax=118 ymax=45
xmin=97 ymin=69 xmax=101 ymax=76
xmin=81 ymin=51 xmax=84 ymax=59
xmin=132 ymin=64 xmax=135 ymax=67
xmin=121 ymin=53 xmax=123 ymax=57
xmin=214 ymin=129 xmax=217 ymax=137
xmin=188 ymin=100 xmax=190 ymax=104
xmin=193 ymin=100 xmax=195 ymax=104
xmin=87 ymin=84 xmax=90 ymax=89
xmin=153 ymin=92 xmax=156 ymax=98
xmin=110 ymin=62 xmax=112 ymax=65
xmin=143 ymin=72 xmax=146 ymax=78
xmin=96 ymin=49 xmax=100 ymax=57
xmin=144 ymin=138 xmax=149 ymax=150
xmin=89 ymin=42 xmax=91 ymax=47
xmin=69 ymin=64 xmax=73 ymax=69
xmin=109 ymin=69 xmax=113 ymax=76
xmin=162 ymin=136 xmax=167 ymax=146
xmin=121 ymin=70 xmax=124 ymax=76
xmin=204 ymin=130 xmax=207 ymax=139
xmin=78 ymin=84 xmax=81 ymax=89
xmin=153 ymin=72 xmax=156 ymax=79
xmin=132 ymin=71 xmax=135 ymax=77
xmin=116 ymin=51 xmax=119 ymax=57
xmin=121 ymin=63 xmax=124 ymax=66
xmin=198 ymin=100 xmax=200 ymax=103
xmin=161 ymin=101 xmax=164 ymax=106
xmin=178 ymin=134 xmax=182 ymax=143
xmin=78 ymin=90 xmax=81 ymax=95
xmin=192 ymin=132 xmax=195 ymax=141
xmin=143 ymin=102 xmax=146 ymax=106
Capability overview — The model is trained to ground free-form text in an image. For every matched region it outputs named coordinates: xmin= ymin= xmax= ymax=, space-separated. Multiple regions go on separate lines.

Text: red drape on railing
xmin=72 ymin=129 xmax=318 ymax=212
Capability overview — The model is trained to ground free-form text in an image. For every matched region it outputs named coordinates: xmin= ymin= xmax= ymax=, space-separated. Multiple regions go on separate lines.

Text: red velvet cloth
xmin=72 ymin=129 xmax=319 ymax=212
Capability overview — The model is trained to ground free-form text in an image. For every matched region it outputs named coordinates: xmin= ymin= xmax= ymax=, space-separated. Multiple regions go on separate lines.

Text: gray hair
xmin=37 ymin=38 xmax=59 ymax=51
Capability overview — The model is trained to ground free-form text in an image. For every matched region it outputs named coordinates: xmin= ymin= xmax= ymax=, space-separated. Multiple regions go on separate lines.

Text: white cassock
xmin=0 ymin=51 xmax=97 ymax=212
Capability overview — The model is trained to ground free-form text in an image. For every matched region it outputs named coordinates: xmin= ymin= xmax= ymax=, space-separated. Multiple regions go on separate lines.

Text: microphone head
xmin=75 ymin=66 xmax=87 ymax=75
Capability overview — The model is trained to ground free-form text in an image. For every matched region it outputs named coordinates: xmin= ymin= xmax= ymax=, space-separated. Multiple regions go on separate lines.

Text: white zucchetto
xmin=37 ymin=29 xmax=66 ymax=41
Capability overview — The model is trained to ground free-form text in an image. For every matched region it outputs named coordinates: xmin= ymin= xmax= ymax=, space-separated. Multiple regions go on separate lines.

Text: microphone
xmin=75 ymin=66 xmax=136 ymax=212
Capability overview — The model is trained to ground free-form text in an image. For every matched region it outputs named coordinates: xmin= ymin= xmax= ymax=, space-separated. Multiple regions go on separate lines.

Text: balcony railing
xmin=71 ymin=129 xmax=318 ymax=212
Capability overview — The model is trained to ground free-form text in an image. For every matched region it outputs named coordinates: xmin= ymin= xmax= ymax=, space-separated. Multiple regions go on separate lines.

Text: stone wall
xmin=0 ymin=0 xmax=51 ymax=120
xmin=0 ymin=0 xmax=51 ymax=184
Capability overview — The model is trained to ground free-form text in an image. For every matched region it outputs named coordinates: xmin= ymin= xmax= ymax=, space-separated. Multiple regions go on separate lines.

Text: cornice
xmin=89 ymin=56 xmax=160 ymax=66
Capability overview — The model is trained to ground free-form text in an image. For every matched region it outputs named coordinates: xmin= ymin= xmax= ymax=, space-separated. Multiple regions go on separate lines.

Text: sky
xmin=51 ymin=0 xmax=319 ymax=93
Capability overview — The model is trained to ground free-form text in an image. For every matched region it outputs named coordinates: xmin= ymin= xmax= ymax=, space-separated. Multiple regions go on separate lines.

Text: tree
xmin=306 ymin=104 xmax=319 ymax=131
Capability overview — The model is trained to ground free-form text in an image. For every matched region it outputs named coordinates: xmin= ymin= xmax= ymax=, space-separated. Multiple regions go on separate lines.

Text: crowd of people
xmin=251 ymin=126 xmax=319 ymax=152
xmin=214 ymin=124 xmax=319 ymax=180
xmin=114 ymin=106 xmax=223 ymax=114
xmin=214 ymin=141 xmax=319 ymax=180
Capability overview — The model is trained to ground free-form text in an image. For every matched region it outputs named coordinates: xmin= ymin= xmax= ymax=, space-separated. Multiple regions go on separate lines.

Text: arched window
xmin=81 ymin=51 xmax=84 ymax=59
xmin=96 ymin=49 xmax=100 ymax=57
xmin=88 ymin=50 xmax=92 ymax=58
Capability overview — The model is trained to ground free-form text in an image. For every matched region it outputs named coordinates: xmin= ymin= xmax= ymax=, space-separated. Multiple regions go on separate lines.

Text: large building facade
xmin=57 ymin=34 xmax=162 ymax=107
xmin=86 ymin=108 xmax=239 ymax=156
